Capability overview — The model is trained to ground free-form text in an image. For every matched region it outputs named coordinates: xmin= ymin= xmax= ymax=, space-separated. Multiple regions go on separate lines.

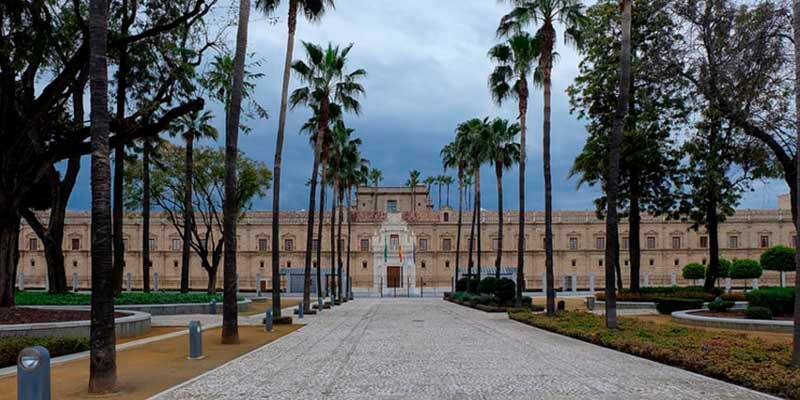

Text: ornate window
xmin=259 ymin=239 xmax=268 ymax=252
xmin=596 ymin=237 xmax=605 ymax=250
xmin=442 ymin=238 xmax=452 ymax=251
xmin=760 ymin=235 xmax=770 ymax=248
xmin=360 ymin=239 xmax=369 ymax=251
xmin=29 ymin=238 xmax=38 ymax=251
xmin=71 ymin=238 xmax=80 ymax=251
xmin=284 ymin=239 xmax=294 ymax=251
xmin=646 ymin=236 xmax=656 ymax=250
xmin=699 ymin=236 xmax=708 ymax=249
xmin=419 ymin=238 xmax=428 ymax=251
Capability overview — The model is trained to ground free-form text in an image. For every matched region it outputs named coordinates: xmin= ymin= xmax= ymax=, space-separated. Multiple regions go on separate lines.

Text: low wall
xmin=0 ymin=310 xmax=150 ymax=339
xmin=672 ymin=310 xmax=793 ymax=333
xmin=116 ymin=298 xmax=252 ymax=316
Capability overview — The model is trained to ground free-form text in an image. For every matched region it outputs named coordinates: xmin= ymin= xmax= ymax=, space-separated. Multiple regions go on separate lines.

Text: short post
xmin=318 ymin=297 xmax=323 ymax=313
xmin=17 ymin=346 xmax=50 ymax=400
xmin=153 ymin=272 xmax=159 ymax=292
xmin=541 ymin=273 xmax=547 ymax=294
xmin=188 ymin=321 xmax=203 ymax=360
xmin=588 ymin=272 xmax=595 ymax=293
xmin=570 ymin=274 xmax=577 ymax=293
xmin=126 ymin=272 xmax=132 ymax=292
xmin=256 ymin=272 xmax=262 ymax=297
xmin=265 ymin=309 xmax=273 ymax=332
xmin=643 ymin=272 xmax=650 ymax=288
xmin=752 ymin=278 xmax=759 ymax=290
xmin=298 ymin=301 xmax=304 ymax=319
xmin=71 ymin=272 xmax=78 ymax=292
xmin=725 ymin=277 xmax=732 ymax=293
xmin=18 ymin=273 xmax=24 ymax=292
xmin=670 ymin=272 xmax=677 ymax=286
xmin=585 ymin=296 xmax=596 ymax=311
xmin=209 ymin=299 xmax=217 ymax=315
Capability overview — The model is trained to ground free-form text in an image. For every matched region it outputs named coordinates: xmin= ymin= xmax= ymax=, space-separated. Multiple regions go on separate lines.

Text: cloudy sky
xmin=66 ymin=0 xmax=787 ymax=211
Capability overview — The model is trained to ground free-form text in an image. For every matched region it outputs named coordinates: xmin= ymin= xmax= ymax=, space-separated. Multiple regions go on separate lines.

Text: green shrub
xmin=451 ymin=292 xmax=472 ymax=302
xmin=745 ymin=306 xmax=773 ymax=320
xmin=760 ymin=245 xmax=795 ymax=272
xmin=521 ymin=296 xmax=532 ymax=307
xmin=469 ymin=294 xmax=496 ymax=306
xmin=0 ymin=336 xmax=89 ymax=368
xmin=455 ymin=277 xmax=480 ymax=292
xmin=746 ymin=287 xmax=795 ymax=316
xmin=479 ymin=277 xmax=498 ymax=294
xmin=682 ymin=263 xmax=706 ymax=281
xmin=654 ymin=298 xmax=704 ymax=315
xmin=729 ymin=259 xmax=762 ymax=280
xmin=494 ymin=278 xmax=516 ymax=305
xmin=707 ymin=298 xmax=735 ymax=313
xmin=15 ymin=291 xmax=227 ymax=306
xmin=717 ymin=258 xmax=732 ymax=278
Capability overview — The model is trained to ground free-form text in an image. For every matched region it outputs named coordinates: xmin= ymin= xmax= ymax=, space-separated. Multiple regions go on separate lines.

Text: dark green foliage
xmin=746 ymin=288 xmax=795 ymax=316
xmin=745 ymin=306 xmax=773 ymax=320
xmin=682 ymin=263 xmax=706 ymax=280
xmin=479 ymin=277 xmax=498 ymax=294
xmin=654 ymin=298 xmax=704 ymax=315
xmin=729 ymin=259 xmax=763 ymax=280
xmin=715 ymin=258 xmax=732 ymax=279
xmin=456 ymin=277 xmax=480 ymax=292
xmin=707 ymin=298 xmax=735 ymax=313
xmin=494 ymin=278 xmax=516 ymax=305
xmin=521 ymin=296 xmax=533 ymax=307
xmin=0 ymin=336 xmax=89 ymax=368
xmin=760 ymin=246 xmax=795 ymax=272
xmin=16 ymin=292 xmax=227 ymax=306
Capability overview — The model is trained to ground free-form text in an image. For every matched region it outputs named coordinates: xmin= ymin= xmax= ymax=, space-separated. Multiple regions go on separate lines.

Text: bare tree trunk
xmin=303 ymin=139 xmax=320 ymax=312
xmin=792 ymin=0 xmax=800 ymax=368
xmin=704 ymin=125 xmax=722 ymax=293
xmin=181 ymin=131 xmax=194 ymax=293
xmin=629 ymin=173 xmax=641 ymax=292
xmin=604 ymin=0 xmax=632 ymax=329
xmin=221 ymin=0 xmax=251 ymax=345
xmin=516 ymin=79 xmax=528 ymax=306
xmin=0 ymin=214 xmax=20 ymax=306
xmin=142 ymin=141 xmax=151 ymax=293
xmin=89 ymin=0 xmax=117 ymax=390
xmin=495 ymin=164 xmax=503 ymax=280
xmin=271 ymin=0 xmax=299 ymax=320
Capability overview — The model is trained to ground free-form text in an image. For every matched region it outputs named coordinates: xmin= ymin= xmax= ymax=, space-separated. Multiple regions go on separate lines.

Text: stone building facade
xmin=15 ymin=187 xmax=797 ymax=294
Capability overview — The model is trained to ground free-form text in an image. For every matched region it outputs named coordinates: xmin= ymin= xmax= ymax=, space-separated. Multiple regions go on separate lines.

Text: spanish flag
xmin=399 ymin=244 xmax=403 ymax=263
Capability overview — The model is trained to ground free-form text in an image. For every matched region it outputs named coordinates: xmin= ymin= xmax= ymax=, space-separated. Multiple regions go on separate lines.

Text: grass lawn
xmin=509 ymin=309 xmax=800 ymax=400
xmin=0 ymin=324 xmax=301 ymax=400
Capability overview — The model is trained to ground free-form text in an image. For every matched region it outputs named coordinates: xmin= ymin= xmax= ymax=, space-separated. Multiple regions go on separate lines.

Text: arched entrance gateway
xmin=371 ymin=213 xmax=418 ymax=296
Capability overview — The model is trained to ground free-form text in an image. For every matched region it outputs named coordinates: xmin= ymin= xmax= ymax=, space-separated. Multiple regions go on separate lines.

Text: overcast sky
xmin=65 ymin=0 xmax=787 ymax=211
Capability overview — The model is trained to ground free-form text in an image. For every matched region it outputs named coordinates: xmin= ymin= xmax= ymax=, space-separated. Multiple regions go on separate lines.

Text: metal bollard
xmin=265 ymin=309 xmax=273 ymax=332
xmin=209 ymin=299 xmax=217 ymax=315
xmin=586 ymin=296 xmax=596 ymax=311
xmin=188 ymin=321 xmax=204 ymax=360
xmin=298 ymin=301 xmax=304 ymax=319
xmin=17 ymin=346 xmax=50 ymax=400
xmin=318 ymin=297 xmax=323 ymax=313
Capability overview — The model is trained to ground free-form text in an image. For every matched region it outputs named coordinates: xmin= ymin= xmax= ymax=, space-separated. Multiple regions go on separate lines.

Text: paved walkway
xmin=153 ymin=299 xmax=776 ymax=400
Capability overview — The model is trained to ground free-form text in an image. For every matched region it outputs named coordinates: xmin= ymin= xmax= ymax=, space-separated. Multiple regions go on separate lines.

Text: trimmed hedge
xmin=595 ymin=286 xmax=741 ymax=303
xmin=478 ymin=277 xmax=498 ymax=294
xmin=760 ymin=245 xmax=795 ymax=272
xmin=745 ymin=306 xmax=773 ymax=320
xmin=0 ymin=336 xmax=89 ymax=368
xmin=682 ymin=263 xmax=706 ymax=280
xmin=746 ymin=287 xmax=795 ymax=316
xmin=494 ymin=278 xmax=516 ymax=304
xmin=507 ymin=310 xmax=800 ymax=399
xmin=654 ymin=298 xmax=704 ymax=315
xmin=707 ymin=298 xmax=735 ymax=313
xmin=16 ymin=291 xmax=229 ymax=306
xmin=729 ymin=259 xmax=762 ymax=280
xmin=456 ymin=277 xmax=480 ymax=293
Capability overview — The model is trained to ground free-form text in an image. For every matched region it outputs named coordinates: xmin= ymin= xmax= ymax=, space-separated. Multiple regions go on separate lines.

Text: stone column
xmin=588 ymin=272 xmax=595 ymax=293
xmin=570 ymin=274 xmax=577 ymax=293
xmin=643 ymin=272 xmax=650 ymax=288
xmin=541 ymin=273 xmax=547 ymax=294
xmin=154 ymin=272 xmax=159 ymax=292
xmin=752 ymin=278 xmax=759 ymax=290
xmin=126 ymin=272 xmax=132 ymax=292
xmin=670 ymin=272 xmax=677 ymax=286
xmin=17 ymin=273 xmax=24 ymax=291
xmin=561 ymin=274 xmax=567 ymax=291
xmin=256 ymin=272 xmax=262 ymax=297
xmin=72 ymin=272 xmax=78 ymax=292
xmin=725 ymin=277 xmax=732 ymax=293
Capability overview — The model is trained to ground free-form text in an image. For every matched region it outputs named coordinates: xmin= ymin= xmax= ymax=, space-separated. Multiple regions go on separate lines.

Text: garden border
xmin=0 ymin=309 xmax=150 ymax=339
xmin=671 ymin=309 xmax=793 ymax=333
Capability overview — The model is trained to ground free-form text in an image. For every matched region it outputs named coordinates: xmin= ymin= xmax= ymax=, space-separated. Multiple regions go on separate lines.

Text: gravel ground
xmin=152 ymin=298 xmax=777 ymax=400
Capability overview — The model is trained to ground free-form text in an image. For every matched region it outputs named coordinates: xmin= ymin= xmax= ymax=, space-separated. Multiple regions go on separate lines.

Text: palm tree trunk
xmin=792 ymin=0 xmax=800 ymax=368
xmin=516 ymin=80 xmax=528 ymax=306
xmin=629 ymin=172 xmax=641 ymax=292
xmin=337 ymin=187 xmax=344 ymax=302
xmin=495 ymin=164 xmax=503 ymax=280
xmin=604 ymin=0 xmax=632 ymax=329
xmin=475 ymin=168 xmax=482 ymax=281
xmin=142 ymin=141 xmax=151 ymax=293
xmin=303 ymin=139 xmax=320 ymax=312
xmin=373 ymin=183 xmax=379 ymax=212
xmin=330 ymin=184 xmax=337 ymax=300
xmin=437 ymin=182 xmax=442 ymax=209
xmin=181 ymin=131 xmax=194 ymax=293
xmin=221 ymin=0 xmax=251 ymax=345
xmin=455 ymin=169 xmax=463 ymax=289
xmin=271 ymin=0 xmax=299 ymax=320
xmin=467 ymin=190 xmax=477 ymax=292
xmin=346 ymin=189 xmax=353 ymax=300
xmin=88 ymin=0 xmax=117 ymax=390
xmin=543 ymin=65 xmax=555 ymax=316
xmin=316 ymin=174 xmax=326 ymax=299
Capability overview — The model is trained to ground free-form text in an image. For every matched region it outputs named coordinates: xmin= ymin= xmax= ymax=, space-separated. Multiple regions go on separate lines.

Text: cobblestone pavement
xmin=153 ymin=298 xmax=776 ymax=400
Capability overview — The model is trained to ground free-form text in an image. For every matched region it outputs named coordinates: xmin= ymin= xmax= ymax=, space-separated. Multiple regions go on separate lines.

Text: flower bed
xmin=16 ymin=292 xmax=229 ymax=306
xmin=595 ymin=286 xmax=745 ymax=303
xmin=0 ymin=336 xmax=89 ymax=368
xmin=508 ymin=309 xmax=800 ymax=399
xmin=443 ymin=292 xmax=544 ymax=313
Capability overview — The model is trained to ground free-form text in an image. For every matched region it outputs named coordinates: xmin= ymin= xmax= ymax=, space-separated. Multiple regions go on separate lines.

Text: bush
xmin=494 ymin=278 xmax=516 ymax=305
xmin=596 ymin=286 xmax=731 ymax=303
xmin=16 ymin=291 xmax=227 ymax=306
xmin=479 ymin=277 xmax=498 ymax=294
xmin=0 ymin=336 xmax=89 ymax=368
xmin=654 ymin=298 xmax=704 ymax=315
xmin=717 ymin=258 xmax=732 ymax=278
xmin=469 ymin=294 xmax=496 ymax=306
xmin=455 ymin=277 xmax=480 ymax=292
xmin=521 ymin=296 xmax=532 ymax=307
xmin=451 ymin=292 xmax=472 ymax=302
xmin=682 ymin=263 xmax=706 ymax=281
xmin=760 ymin=245 xmax=795 ymax=272
xmin=729 ymin=259 xmax=763 ymax=280
xmin=707 ymin=298 xmax=735 ymax=313
xmin=746 ymin=287 xmax=795 ymax=316
xmin=745 ymin=306 xmax=773 ymax=320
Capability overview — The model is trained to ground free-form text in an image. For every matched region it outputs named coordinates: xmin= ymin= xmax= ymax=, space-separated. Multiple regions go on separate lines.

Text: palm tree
xmin=170 ymin=111 xmax=218 ymax=293
xmin=441 ymin=142 xmax=464 ymax=288
xmin=793 ymin=0 xmax=800 ymax=368
xmin=406 ymin=170 xmax=421 ymax=214
xmin=369 ymin=168 xmax=383 ymax=212
xmin=328 ymin=120 xmax=359 ymax=302
xmin=498 ymin=0 xmax=587 ymax=315
xmin=256 ymin=0 xmax=335 ymax=319
xmin=435 ymin=175 xmax=445 ymax=209
xmin=424 ymin=176 xmax=436 ymax=196
xmin=489 ymin=31 xmax=538 ymax=305
xmin=291 ymin=41 xmax=366 ymax=305
xmin=488 ymin=119 xmax=521 ymax=280
xmin=221 ymin=0 xmax=252 ymax=345
xmin=460 ymin=118 xmax=491 ymax=283
xmin=602 ymin=0 xmax=630 ymax=330
xmin=441 ymin=175 xmax=454 ymax=208
xmin=88 ymin=0 xmax=116 ymax=392
xmin=463 ymin=174 xmax=474 ymax=211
